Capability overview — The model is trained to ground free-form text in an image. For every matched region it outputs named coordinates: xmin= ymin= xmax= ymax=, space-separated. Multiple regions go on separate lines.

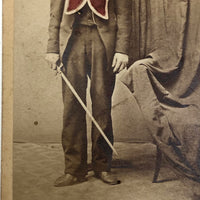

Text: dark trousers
xmin=62 ymin=25 xmax=115 ymax=177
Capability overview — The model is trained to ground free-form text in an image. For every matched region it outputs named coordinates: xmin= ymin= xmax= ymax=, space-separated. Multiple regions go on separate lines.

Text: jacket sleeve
xmin=115 ymin=0 xmax=132 ymax=55
xmin=47 ymin=0 xmax=65 ymax=54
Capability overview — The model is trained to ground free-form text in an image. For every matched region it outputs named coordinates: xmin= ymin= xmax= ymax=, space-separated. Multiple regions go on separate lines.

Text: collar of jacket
xmin=64 ymin=0 xmax=109 ymax=20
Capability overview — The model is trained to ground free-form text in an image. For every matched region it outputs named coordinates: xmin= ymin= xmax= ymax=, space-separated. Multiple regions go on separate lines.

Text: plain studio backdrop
xmin=13 ymin=0 xmax=151 ymax=143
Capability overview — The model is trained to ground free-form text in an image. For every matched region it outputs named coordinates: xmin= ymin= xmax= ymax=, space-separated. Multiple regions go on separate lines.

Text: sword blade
xmin=58 ymin=68 xmax=119 ymax=156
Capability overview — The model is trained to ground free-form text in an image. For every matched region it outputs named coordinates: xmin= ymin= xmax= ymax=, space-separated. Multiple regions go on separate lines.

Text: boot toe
xmin=54 ymin=174 xmax=86 ymax=187
xmin=95 ymin=171 xmax=120 ymax=185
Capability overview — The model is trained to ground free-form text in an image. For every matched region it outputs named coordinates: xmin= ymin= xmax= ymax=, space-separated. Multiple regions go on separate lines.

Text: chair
xmin=152 ymin=145 xmax=162 ymax=183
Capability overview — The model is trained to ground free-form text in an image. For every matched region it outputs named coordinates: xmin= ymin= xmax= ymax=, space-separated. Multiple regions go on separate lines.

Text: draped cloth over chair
xmin=121 ymin=0 xmax=200 ymax=182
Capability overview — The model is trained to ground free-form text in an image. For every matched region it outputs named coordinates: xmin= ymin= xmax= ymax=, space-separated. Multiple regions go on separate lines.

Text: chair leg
xmin=152 ymin=145 xmax=162 ymax=183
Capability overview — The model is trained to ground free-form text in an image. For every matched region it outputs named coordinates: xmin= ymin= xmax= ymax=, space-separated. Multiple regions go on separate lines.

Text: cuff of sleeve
xmin=47 ymin=41 xmax=59 ymax=54
xmin=46 ymin=50 xmax=59 ymax=54
xmin=115 ymin=43 xmax=129 ymax=55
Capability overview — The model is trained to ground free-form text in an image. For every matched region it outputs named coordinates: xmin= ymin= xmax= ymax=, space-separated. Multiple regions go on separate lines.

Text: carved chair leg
xmin=152 ymin=145 xmax=162 ymax=183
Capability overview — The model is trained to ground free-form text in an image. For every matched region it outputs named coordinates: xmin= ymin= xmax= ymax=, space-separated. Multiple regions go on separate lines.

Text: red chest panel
xmin=65 ymin=0 xmax=109 ymax=19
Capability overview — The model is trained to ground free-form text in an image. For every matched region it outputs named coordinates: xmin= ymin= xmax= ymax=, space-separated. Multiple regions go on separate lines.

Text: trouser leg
xmin=61 ymin=25 xmax=115 ymax=176
xmin=61 ymin=30 xmax=88 ymax=177
xmin=89 ymin=27 xmax=116 ymax=172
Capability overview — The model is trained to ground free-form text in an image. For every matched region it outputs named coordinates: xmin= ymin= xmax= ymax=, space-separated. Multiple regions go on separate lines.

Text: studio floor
xmin=13 ymin=142 xmax=199 ymax=200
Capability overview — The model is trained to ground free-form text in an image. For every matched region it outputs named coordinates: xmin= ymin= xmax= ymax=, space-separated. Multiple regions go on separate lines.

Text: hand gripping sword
xmin=57 ymin=65 xmax=119 ymax=156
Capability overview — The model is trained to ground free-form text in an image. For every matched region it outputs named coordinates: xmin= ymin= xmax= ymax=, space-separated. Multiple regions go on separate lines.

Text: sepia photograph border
xmin=2 ymin=0 xmax=14 ymax=199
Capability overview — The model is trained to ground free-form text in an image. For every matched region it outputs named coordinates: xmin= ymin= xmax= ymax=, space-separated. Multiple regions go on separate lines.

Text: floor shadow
xmin=87 ymin=160 xmax=134 ymax=171
xmin=111 ymin=159 xmax=134 ymax=168
xmin=154 ymin=177 xmax=178 ymax=183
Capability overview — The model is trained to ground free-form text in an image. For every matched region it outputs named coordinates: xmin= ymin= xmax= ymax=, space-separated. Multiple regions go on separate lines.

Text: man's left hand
xmin=112 ymin=53 xmax=129 ymax=73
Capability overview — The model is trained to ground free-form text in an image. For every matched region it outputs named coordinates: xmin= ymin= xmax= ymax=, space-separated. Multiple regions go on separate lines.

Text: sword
xmin=57 ymin=65 xmax=119 ymax=156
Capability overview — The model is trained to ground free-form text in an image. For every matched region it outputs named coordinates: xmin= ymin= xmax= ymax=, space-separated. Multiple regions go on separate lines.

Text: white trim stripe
xmin=65 ymin=0 xmax=87 ymax=15
xmin=87 ymin=0 xmax=109 ymax=20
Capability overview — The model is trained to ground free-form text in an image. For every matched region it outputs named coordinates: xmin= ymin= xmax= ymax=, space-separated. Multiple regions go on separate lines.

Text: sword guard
xmin=56 ymin=61 xmax=64 ymax=74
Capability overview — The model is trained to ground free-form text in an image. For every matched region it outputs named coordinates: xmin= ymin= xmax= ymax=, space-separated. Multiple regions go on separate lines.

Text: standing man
xmin=46 ymin=0 xmax=131 ymax=187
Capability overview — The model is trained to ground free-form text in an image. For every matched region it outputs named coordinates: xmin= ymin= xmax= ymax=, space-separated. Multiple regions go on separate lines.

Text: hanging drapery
xmin=122 ymin=0 xmax=200 ymax=182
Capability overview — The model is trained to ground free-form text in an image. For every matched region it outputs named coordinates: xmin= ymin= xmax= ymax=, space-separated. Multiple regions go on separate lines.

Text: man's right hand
xmin=45 ymin=53 xmax=60 ymax=71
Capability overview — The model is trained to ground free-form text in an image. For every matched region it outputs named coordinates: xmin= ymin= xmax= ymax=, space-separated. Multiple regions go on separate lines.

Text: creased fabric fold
xmin=122 ymin=0 xmax=200 ymax=182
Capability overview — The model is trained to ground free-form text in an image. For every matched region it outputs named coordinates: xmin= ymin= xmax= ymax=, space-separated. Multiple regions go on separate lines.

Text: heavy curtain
xmin=122 ymin=0 xmax=200 ymax=182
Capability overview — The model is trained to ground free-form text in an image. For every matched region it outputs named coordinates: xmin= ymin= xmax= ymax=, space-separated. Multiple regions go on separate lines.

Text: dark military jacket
xmin=47 ymin=0 xmax=131 ymax=67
